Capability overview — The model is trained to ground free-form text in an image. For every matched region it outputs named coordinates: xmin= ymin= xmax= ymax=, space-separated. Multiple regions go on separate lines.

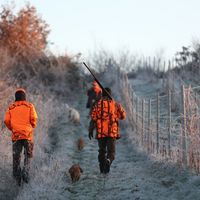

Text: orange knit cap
xmin=16 ymin=88 xmax=26 ymax=94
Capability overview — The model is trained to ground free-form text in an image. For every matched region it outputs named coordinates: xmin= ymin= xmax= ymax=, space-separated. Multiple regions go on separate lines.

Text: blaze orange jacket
xmin=86 ymin=86 xmax=102 ymax=108
xmin=4 ymin=101 xmax=38 ymax=141
xmin=91 ymin=98 xmax=126 ymax=139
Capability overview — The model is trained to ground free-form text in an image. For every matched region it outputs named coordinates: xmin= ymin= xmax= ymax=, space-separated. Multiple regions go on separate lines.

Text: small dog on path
xmin=68 ymin=164 xmax=83 ymax=182
xmin=77 ymin=138 xmax=84 ymax=150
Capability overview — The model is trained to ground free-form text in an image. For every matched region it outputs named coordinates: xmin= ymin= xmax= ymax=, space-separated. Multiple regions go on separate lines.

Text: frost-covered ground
xmin=1 ymin=76 xmax=200 ymax=200
xmin=129 ymin=74 xmax=164 ymax=99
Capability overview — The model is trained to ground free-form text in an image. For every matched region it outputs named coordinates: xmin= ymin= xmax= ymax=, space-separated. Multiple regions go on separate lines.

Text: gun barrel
xmin=83 ymin=62 xmax=112 ymax=100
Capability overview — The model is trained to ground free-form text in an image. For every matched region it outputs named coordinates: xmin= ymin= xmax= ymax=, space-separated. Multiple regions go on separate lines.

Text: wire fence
xmin=119 ymin=72 xmax=200 ymax=174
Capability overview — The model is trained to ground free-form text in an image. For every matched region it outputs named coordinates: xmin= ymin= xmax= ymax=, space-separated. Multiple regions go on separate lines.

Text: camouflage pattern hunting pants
xmin=12 ymin=139 xmax=34 ymax=185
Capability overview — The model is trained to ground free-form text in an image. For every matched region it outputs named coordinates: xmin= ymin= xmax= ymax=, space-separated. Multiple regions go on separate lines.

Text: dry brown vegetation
xmin=0 ymin=4 xmax=49 ymax=62
xmin=0 ymin=3 xmax=83 ymax=99
xmin=0 ymin=3 xmax=84 ymax=197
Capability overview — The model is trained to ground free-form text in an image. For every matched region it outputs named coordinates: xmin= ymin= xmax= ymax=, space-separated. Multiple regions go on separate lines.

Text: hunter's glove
xmin=88 ymin=131 xmax=93 ymax=140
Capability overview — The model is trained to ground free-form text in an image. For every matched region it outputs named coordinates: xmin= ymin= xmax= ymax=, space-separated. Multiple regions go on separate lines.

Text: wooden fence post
xmin=168 ymin=89 xmax=171 ymax=157
xmin=156 ymin=93 xmax=160 ymax=154
xmin=181 ymin=85 xmax=187 ymax=166
xmin=195 ymin=92 xmax=199 ymax=135
xmin=148 ymin=99 xmax=151 ymax=152
xmin=131 ymin=90 xmax=135 ymax=132
xmin=136 ymin=97 xmax=138 ymax=134
xmin=142 ymin=99 xmax=145 ymax=145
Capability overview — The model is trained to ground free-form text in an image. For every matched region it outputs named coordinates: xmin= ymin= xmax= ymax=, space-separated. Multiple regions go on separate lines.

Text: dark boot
xmin=22 ymin=168 xmax=29 ymax=183
xmin=17 ymin=175 xmax=22 ymax=186
xmin=13 ymin=168 xmax=21 ymax=186
xmin=104 ymin=159 xmax=111 ymax=174
xmin=99 ymin=162 xmax=105 ymax=173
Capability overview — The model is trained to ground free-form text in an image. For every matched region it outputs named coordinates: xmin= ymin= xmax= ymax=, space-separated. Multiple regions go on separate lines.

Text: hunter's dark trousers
xmin=12 ymin=139 xmax=34 ymax=183
xmin=98 ymin=137 xmax=116 ymax=169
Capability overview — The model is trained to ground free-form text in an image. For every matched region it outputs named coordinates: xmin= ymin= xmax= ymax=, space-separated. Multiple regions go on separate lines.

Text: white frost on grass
xmin=17 ymin=91 xmax=200 ymax=200
xmin=2 ymin=70 xmax=200 ymax=200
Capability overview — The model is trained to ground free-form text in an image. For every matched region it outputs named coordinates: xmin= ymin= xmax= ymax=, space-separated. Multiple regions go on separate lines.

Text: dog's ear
xmin=69 ymin=165 xmax=74 ymax=174
xmin=79 ymin=167 xmax=83 ymax=173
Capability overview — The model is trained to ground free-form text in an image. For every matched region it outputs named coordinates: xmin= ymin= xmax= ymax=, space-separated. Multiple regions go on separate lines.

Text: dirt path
xmin=58 ymin=98 xmax=198 ymax=200
xmin=15 ymin=95 xmax=200 ymax=200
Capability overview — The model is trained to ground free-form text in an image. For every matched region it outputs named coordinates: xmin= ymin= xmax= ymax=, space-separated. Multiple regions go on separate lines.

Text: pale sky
xmin=1 ymin=0 xmax=200 ymax=60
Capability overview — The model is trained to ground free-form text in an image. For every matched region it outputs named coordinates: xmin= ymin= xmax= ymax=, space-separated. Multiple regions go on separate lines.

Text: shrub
xmin=0 ymin=4 xmax=49 ymax=62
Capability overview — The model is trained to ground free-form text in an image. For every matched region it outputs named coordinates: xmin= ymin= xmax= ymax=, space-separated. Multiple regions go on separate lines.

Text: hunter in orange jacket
xmin=89 ymin=87 xmax=126 ymax=174
xmin=4 ymin=95 xmax=38 ymax=141
xmin=4 ymin=88 xmax=38 ymax=185
xmin=90 ymin=92 xmax=126 ymax=139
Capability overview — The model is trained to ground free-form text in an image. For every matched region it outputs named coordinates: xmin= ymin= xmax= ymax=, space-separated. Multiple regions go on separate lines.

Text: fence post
xmin=168 ymin=89 xmax=171 ymax=157
xmin=156 ymin=93 xmax=160 ymax=154
xmin=142 ymin=99 xmax=145 ymax=146
xmin=136 ymin=97 xmax=138 ymax=134
xmin=132 ymin=91 xmax=135 ymax=132
xmin=148 ymin=99 xmax=151 ymax=152
xmin=195 ymin=92 xmax=199 ymax=135
xmin=181 ymin=85 xmax=187 ymax=166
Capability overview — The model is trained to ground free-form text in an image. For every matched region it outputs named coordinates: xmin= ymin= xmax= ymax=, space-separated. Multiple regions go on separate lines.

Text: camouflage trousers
xmin=12 ymin=139 xmax=34 ymax=185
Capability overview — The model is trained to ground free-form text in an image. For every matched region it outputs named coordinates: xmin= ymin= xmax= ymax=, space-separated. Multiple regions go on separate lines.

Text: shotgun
xmin=83 ymin=62 xmax=112 ymax=100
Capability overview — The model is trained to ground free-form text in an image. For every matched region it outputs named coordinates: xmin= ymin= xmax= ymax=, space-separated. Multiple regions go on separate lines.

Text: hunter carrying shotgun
xmin=83 ymin=62 xmax=126 ymax=174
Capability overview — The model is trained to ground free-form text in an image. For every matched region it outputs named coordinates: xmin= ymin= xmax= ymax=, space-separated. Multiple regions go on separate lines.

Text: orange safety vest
xmin=91 ymin=98 xmax=126 ymax=139
xmin=4 ymin=101 xmax=38 ymax=141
